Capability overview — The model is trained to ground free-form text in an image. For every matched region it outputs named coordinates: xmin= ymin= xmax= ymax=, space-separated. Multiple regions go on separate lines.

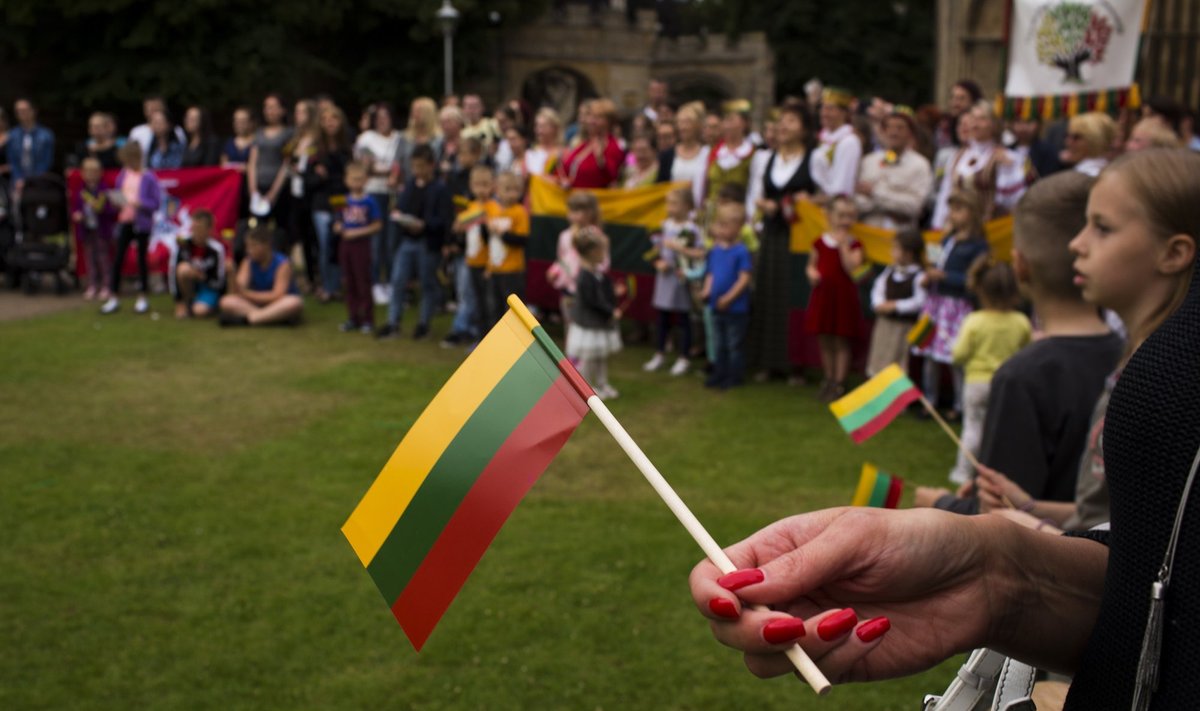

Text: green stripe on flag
xmin=365 ymin=343 xmax=559 ymax=603
xmin=868 ymin=472 xmax=892 ymax=507
xmin=837 ymin=377 xmax=917 ymax=433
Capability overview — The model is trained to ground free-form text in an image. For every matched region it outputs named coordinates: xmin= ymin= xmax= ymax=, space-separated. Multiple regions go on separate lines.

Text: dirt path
xmin=0 ymin=290 xmax=86 ymax=322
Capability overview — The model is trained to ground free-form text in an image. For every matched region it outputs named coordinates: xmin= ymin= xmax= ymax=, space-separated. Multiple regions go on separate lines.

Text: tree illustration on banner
xmin=1035 ymin=2 xmax=1117 ymax=83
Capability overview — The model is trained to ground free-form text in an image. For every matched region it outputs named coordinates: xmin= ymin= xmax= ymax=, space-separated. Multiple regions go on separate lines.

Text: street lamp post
xmin=437 ymin=0 xmax=460 ymax=97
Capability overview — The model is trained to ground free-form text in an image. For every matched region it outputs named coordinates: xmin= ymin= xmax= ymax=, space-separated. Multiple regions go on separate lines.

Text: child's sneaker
xmin=643 ymin=353 xmax=665 ymax=372
xmin=375 ymin=323 xmax=399 ymax=339
xmin=668 ymin=357 xmax=690 ymax=376
xmin=100 ymin=297 xmax=120 ymax=314
xmin=440 ymin=332 xmax=464 ymax=348
xmin=82 ymin=286 xmax=97 ymax=300
xmin=339 ymin=320 xmax=359 ymax=333
xmin=134 ymin=296 xmax=149 ymax=314
xmin=412 ymin=323 xmax=430 ymax=340
xmin=597 ymin=384 xmax=620 ymax=400
xmin=359 ymin=324 xmax=374 ymax=335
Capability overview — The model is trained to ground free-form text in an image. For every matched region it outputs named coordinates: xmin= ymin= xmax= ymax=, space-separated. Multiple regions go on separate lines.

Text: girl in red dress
xmin=805 ymin=195 xmax=865 ymax=400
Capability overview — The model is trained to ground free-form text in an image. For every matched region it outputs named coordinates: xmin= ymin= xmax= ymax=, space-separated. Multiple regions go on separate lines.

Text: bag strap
xmin=924 ymin=648 xmax=1007 ymax=711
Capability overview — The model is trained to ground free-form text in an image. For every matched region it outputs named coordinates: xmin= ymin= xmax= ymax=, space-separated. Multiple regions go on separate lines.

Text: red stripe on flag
xmin=557 ymin=357 xmax=596 ymax=400
xmin=391 ymin=376 xmax=588 ymax=650
xmin=884 ymin=475 xmax=904 ymax=509
xmin=848 ymin=389 xmax=921 ymax=444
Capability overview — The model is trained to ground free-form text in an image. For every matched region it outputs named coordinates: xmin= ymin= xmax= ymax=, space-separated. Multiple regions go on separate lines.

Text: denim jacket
xmin=7 ymin=124 xmax=55 ymax=182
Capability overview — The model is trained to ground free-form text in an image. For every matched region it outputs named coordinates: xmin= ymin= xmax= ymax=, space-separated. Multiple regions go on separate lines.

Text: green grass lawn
xmin=0 ymin=297 xmax=962 ymax=710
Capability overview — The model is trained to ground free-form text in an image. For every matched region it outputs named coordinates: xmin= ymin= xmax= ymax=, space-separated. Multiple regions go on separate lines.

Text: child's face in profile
xmin=829 ymin=202 xmax=857 ymax=232
xmin=345 ymin=169 xmax=368 ymax=194
xmin=497 ymin=180 xmax=522 ymax=206
xmin=190 ymin=219 xmax=212 ymax=242
xmin=470 ymin=173 xmax=494 ymax=201
xmin=81 ymin=161 xmax=102 ymax=186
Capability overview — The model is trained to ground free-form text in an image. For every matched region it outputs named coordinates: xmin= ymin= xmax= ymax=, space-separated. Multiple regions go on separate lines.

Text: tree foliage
xmin=681 ymin=0 xmax=937 ymax=106
xmin=1 ymin=0 xmax=547 ymax=131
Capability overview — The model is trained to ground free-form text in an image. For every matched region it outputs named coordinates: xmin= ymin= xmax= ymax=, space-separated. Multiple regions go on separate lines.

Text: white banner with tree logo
xmin=1002 ymin=0 xmax=1146 ymax=116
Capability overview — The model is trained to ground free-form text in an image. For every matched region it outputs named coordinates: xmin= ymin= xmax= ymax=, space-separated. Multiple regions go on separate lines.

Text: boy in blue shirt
xmin=700 ymin=201 xmax=753 ymax=389
xmin=334 ymin=162 xmax=383 ymax=333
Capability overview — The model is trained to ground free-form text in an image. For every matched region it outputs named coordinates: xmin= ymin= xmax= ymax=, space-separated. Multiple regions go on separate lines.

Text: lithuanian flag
xmin=342 ymin=296 xmax=592 ymax=650
xmin=454 ymin=205 xmax=487 ymax=229
xmin=829 ymin=364 xmax=922 ymax=443
xmin=906 ymin=313 xmax=936 ymax=349
xmin=851 ymin=463 xmax=904 ymax=508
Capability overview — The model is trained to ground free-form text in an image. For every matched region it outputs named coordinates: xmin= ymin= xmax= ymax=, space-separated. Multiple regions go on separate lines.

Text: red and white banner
xmin=68 ymin=167 xmax=243 ymax=277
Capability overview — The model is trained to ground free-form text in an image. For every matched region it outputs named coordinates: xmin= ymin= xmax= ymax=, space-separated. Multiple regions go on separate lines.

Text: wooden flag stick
xmin=588 ymin=395 xmax=833 ymax=696
xmin=917 ymin=394 xmax=985 ymax=472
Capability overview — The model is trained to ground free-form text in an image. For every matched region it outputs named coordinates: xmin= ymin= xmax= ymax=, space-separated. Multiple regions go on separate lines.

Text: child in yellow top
xmin=484 ymin=171 xmax=530 ymax=329
xmin=948 ymin=257 xmax=1032 ymax=484
xmin=443 ymin=164 xmax=497 ymax=346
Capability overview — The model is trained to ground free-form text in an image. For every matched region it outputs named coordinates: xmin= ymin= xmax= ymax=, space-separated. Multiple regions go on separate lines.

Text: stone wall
xmin=493 ymin=5 xmax=774 ymax=124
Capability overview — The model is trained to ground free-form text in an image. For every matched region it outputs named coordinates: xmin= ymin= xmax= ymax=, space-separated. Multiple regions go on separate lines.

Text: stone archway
xmin=521 ymin=65 xmax=601 ymax=125
xmin=664 ymin=71 xmax=736 ymax=111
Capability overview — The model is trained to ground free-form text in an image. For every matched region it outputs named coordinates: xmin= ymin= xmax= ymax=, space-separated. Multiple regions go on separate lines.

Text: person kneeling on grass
xmin=171 ymin=208 xmax=226 ymax=319
xmin=218 ymin=225 xmax=303 ymax=326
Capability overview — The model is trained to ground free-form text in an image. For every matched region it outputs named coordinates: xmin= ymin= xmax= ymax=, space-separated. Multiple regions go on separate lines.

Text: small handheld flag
xmin=342 ymin=300 xmax=592 ymax=651
xmin=851 ymin=463 xmax=904 ymax=508
xmin=345 ymin=296 xmax=832 ymax=694
xmin=830 ymin=364 xmax=922 ymax=443
xmin=906 ymin=313 xmax=936 ymax=350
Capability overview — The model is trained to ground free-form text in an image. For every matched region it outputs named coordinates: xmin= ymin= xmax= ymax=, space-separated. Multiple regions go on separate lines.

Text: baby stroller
xmin=7 ymin=174 xmax=73 ymax=294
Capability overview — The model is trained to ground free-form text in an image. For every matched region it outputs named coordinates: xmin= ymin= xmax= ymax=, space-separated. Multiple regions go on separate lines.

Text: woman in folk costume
xmin=930 ymin=100 xmax=1030 ymax=230
xmin=809 ymin=87 xmax=863 ymax=201
xmin=704 ymin=100 xmax=758 ymax=221
xmin=745 ymin=102 xmax=817 ymax=381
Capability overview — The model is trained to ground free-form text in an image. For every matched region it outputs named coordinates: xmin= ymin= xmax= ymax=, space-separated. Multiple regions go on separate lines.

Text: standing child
xmin=443 ymin=164 xmax=497 ymax=346
xmin=101 ymin=142 xmax=162 ymax=315
xmin=947 ymin=257 xmax=1031 ymax=484
xmin=567 ymin=229 xmax=623 ymax=399
xmin=700 ymin=201 xmax=753 ymax=389
xmin=548 ymin=191 xmax=606 ymax=331
xmin=170 ymin=209 xmax=227 ymax=319
xmin=866 ymin=228 xmax=927 ymax=375
xmin=334 ymin=162 xmax=383 ymax=333
xmin=484 ymin=171 xmax=531 ymax=329
xmin=645 ymin=186 xmax=703 ymax=376
xmin=72 ymin=157 xmax=116 ymax=301
xmin=805 ymin=194 xmax=865 ymax=401
xmin=918 ymin=187 xmax=990 ymax=419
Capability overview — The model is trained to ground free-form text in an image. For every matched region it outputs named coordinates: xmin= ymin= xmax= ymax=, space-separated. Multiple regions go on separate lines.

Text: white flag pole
xmin=588 ymin=395 xmax=833 ymax=696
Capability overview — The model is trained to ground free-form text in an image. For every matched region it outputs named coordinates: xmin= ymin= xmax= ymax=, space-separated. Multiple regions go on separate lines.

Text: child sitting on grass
xmin=334 ymin=162 xmax=383 ymax=333
xmin=218 ymin=225 xmax=304 ymax=327
xmin=170 ymin=209 xmax=226 ymax=319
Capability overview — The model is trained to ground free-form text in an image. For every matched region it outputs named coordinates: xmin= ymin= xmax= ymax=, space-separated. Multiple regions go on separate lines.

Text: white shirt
xmin=855 ymin=148 xmax=934 ymax=230
xmin=129 ymin=123 xmax=186 ymax=156
xmin=669 ymin=144 xmax=711 ymax=210
xmin=746 ymin=148 xmax=805 ymax=219
xmin=354 ymin=131 xmax=401 ymax=195
xmin=930 ymin=140 xmax=1028 ymax=229
xmin=1073 ymin=157 xmax=1108 ymax=177
xmin=810 ymin=124 xmax=862 ymax=198
xmin=525 ymin=146 xmax=550 ymax=176
xmin=870 ymin=263 xmax=927 ymax=315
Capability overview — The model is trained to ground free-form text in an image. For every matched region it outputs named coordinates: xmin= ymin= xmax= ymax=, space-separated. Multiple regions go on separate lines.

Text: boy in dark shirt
xmin=170 ymin=209 xmax=226 ymax=319
xmin=918 ymin=171 xmax=1124 ymax=514
xmin=378 ymin=144 xmax=452 ymax=340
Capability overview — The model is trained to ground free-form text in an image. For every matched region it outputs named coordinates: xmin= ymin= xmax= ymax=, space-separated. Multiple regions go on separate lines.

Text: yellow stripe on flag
xmin=790 ymin=201 xmax=1014 ymax=265
xmin=342 ymin=311 xmax=535 ymax=566
xmin=529 ymin=175 xmax=687 ymax=231
xmin=829 ymin=364 xmax=909 ymax=420
xmin=851 ymin=463 xmax=879 ymax=507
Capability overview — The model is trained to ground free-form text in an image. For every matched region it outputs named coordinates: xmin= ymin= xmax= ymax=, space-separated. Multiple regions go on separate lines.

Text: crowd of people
xmin=4 ymin=72 xmax=1200 ymax=707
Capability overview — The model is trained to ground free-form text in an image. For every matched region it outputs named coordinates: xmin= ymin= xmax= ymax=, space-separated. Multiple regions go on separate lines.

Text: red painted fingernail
xmin=708 ymin=597 xmax=739 ymax=619
xmin=717 ymin=568 xmax=764 ymax=591
xmin=762 ymin=617 xmax=807 ymax=644
xmin=856 ymin=616 xmax=891 ymax=643
xmin=817 ymin=608 xmax=858 ymax=641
